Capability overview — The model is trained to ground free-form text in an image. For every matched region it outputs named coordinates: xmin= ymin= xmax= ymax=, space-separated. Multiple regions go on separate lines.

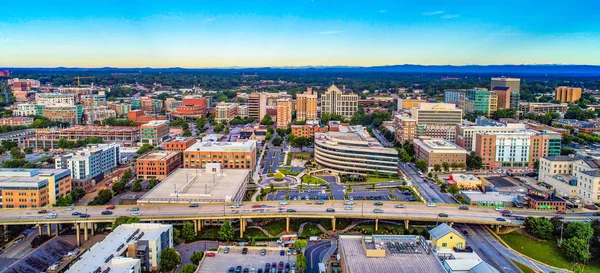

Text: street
xmin=0 ymin=226 xmax=56 ymax=272
xmin=305 ymin=240 xmax=331 ymax=273
xmin=399 ymin=163 xmax=455 ymax=204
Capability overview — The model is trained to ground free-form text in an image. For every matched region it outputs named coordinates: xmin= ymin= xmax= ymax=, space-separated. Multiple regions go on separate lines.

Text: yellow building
xmin=448 ymin=173 xmax=482 ymax=190
xmin=276 ymin=99 xmax=293 ymax=128
xmin=429 ymin=223 xmax=466 ymax=250
xmin=295 ymin=87 xmax=318 ymax=122
xmin=555 ymin=86 xmax=582 ymax=103
xmin=400 ymin=98 xmax=427 ymax=109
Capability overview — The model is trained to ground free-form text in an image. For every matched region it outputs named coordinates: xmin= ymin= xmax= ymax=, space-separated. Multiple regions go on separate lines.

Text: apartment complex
xmin=25 ymin=126 xmax=140 ymax=149
xmin=67 ymin=223 xmax=173 ymax=273
xmin=81 ymin=94 xmax=107 ymax=107
xmin=55 ymin=143 xmax=120 ymax=191
xmin=13 ymin=103 xmax=37 ymax=117
xmin=83 ymin=106 xmax=117 ymax=125
xmin=8 ymin=78 xmax=40 ymax=91
xmin=248 ymin=92 xmax=267 ymax=119
xmin=555 ymin=86 xmax=582 ymax=103
xmin=0 ymin=117 xmax=33 ymax=126
xmin=0 ymin=168 xmax=71 ymax=208
xmin=491 ymin=77 xmax=520 ymax=94
xmin=314 ymin=125 xmax=398 ymax=174
xmin=132 ymin=97 xmax=163 ymax=114
xmin=320 ymin=84 xmax=359 ymax=118
xmin=413 ymin=138 xmax=468 ymax=172
xmin=295 ymin=87 xmax=318 ymax=122
xmin=455 ymin=123 xmax=527 ymax=151
xmin=393 ymin=115 xmax=417 ymax=143
xmin=474 ymin=130 xmax=561 ymax=170
xmin=183 ymin=140 xmax=257 ymax=170
xmin=107 ymin=102 xmax=132 ymax=117
xmin=237 ymin=104 xmax=248 ymax=118
xmin=35 ymin=93 xmax=75 ymax=105
xmin=140 ymin=120 xmax=169 ymax=146
xmin=39 ymin=104 xmax=84 ymax=125
xmin=215 ymin=102 xmax=239 ymax=122
xmin=276 ymin=99 xmax=293 ymax=128
xmin=136 ymin=151 xmax=182 ymax=180
xmin=519 ymin=102 xmax=569 ymax=114
xmin=164 ymin=137 xmax=196 ymax=151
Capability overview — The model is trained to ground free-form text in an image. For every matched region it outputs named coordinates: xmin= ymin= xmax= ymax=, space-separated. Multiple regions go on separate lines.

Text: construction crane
xmin=74 ymin=76 xmax=94 ymax=86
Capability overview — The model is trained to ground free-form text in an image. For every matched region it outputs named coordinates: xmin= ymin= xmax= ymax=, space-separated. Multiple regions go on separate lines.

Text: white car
xmin=66 ymin=206 xmax=74 ymax=211
xmin=394 ymin=204 xmax=405 ymax=208
xmin=280 ymin=200 xmax=289 ymax=205
xmin=132 ymin=212 xmax=142 ymax=217
xmin=230 ymin=204 xmax=240 ymax=208
xmin=427 ymin=203 xmax=436 ymax=207
xmin=344 ymin=200 xmax=354 ymax=205
xmin=495 ymin=207 xmax=504 ymax=211
xmin=344 ymin=206 xmax=353 ymax=210
xmin=47 ymin=212 xmax=57 ymax=219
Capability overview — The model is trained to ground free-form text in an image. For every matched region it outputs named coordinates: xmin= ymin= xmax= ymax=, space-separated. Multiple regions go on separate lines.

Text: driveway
xmin=175 ymin=240 xmax=221 ymax=272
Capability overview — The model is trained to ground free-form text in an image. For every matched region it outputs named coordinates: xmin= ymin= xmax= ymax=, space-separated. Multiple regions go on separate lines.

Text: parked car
xmin=205 ymin=252 xmax=215 ymax=257
xmin=287 ymin=249 xmax=291 ymax=256
xmin=189 ymin=203 xmax=199 ymax=207
xmin=585 ymin=205 xmax=598 ymax=210
xmin=224 ymin=247 xmax=230 ymax=253
xmin=394 ymin=204 xmax=405 ymax=208
xmin=252 ymin=204 xmax=262 ymax=208
xmin=514 ymin=216 xmax=525 ymax=220
xmin=462 ymin=230 xmax=469 ymax=236
xmin=106 ymin=205 xmax=115 ymax=210
xmin=279 ymin=250 xmax=285 ymax=256
xmin=555 ymin=215 xmax=565 ymax=219
xmin=429 ymin=185 xmax=435 ymax=189
xmin=229 ymin=267 xmax=235 ymax=273
xmin=279 ymin=261 xmax=284 ymax=270
xmin=593 ymin=212 xmax=600 ymax=216
xmin=101 ymin=210 xmax=113 ymax=215
xmin=326 ymin=208 xmax=335 ymax=212
xmin=495 ymin=207 xmax=504 ymax=211
xmin=459 ymin=206 xmax=469 ymax=210
xmin=236 ymin=266 xmax=242 ymax=273
xmin=374 ymin=201 xmax=383 ymax=206
xmin=438 ymin=213 xmax=448 ymax=218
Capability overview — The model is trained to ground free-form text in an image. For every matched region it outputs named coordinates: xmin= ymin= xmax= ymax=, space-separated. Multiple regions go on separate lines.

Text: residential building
xmin=398 ymin=97 xmax=427 ymax=109
xmin=474 ymin=130 xmax=561 ymax=170
xmin=0 ymin=117 xmax=33 ymax=126
xmin=413 ymin=138 xmax=467 ymax=172
xmin=276 ymin=99 xmax=293 ymax=128
xmin=0 ymin=70 xmax=8 ymax=77
xmin=523 ymin=120 xmax=570 ymax=136
xmin=360 ymin=97 xmax=394 ymax=108
xmin=127 ymin=110 xmax=167 ymax=125
xmin=83 ymin=106 xmax=117 ymax=125
xmin=66 ymin=223 xmax=173 ymax=273
xmin=417 ymin=124 xmax=458 ymax=143
xmin=519 ymin=102 xmax=569 ymax=114
xmin=409 ymin=103 xmax=463 ymax=126
xmin=164 ymin=98 xmax=182 ymax=112
xmin=455 ymin=123 xmax=527 ymax=151
xmin=183 ymin=140 xmax=257 ymax=170
xmin=429 ymin=223 xmax=466 ymax=250
xmin=291 ymin=120 xmax=320 ymax=138
xmin=0 ymin=168 xmax=71 ymax=208
xmin=393 ymin=115 xmax=418 ymax=143
xmin=132 ymin=97 xmax=163 ymax=114
xmin=295 ymin=87 xmax=318 ymax=122
xmin=215 ymin=102 xmax=239 ymax=122
xmin=577 ymin=170 xmax=600 ymax=204
xmin=248 ymin=92 xmax=267 ymax=119
xmin=81 ymin=94 xmax=107 ymax=107
xmin=8 ymin=78 xmax=40 ymax=91
xmin=107 ymin=102 xmax=132 ymax=117
xmin=55 ymin=143 xmax=120 ymax=191
xmin=444 ymin=89 xmax=465 ymax=105
xmin=14 ymin=103 xmax=37 ymax=117
xmin=140 ymin=120 xmax=169 ymax=146
xmin=136 ymin=151 xmax=181 ymax=180
xmin=491 ymin=77 xmax=520 ymax=94
xmin=35 ymin=93 xmax=75 ymax=105
xmin=555 ymin=86 xmax=582 ymax=103
xmin=237 ymin=104 xmax=248 ymax=118
xmin=25 ymin=126 xmax=140 ymax=149
xmin=164 ymin=137 xmax=196 ymax=152
xmin=447 ymin=173 xmax=482 ymax=190
xmin=39 ymin=104 xmax=84 ymax=125
xmin=320 ymin=84 xmax=359 ymax=119
xmin=314 ymin=125 xmax=398 ymax=174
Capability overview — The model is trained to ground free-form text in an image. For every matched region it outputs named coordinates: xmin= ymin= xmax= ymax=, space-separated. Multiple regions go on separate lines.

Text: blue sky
xmin=1 ymin=0 xmax=599 ymax=67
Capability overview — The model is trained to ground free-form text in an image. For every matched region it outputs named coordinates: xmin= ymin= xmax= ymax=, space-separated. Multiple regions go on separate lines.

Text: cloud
xmin=441 ymin=14 xmax=460 ymax=19
xmin=203 ymin=17 xmax=218 ymax=23
xmin=0 ymin=38 xmax=24 ymax=43
xmin=423 ymin=11 xmax=444 ymax=16
xmin=316 ymin=30 xmax=343 ymax=35
xmin=378 ymin=9 xmax=387 ymax=13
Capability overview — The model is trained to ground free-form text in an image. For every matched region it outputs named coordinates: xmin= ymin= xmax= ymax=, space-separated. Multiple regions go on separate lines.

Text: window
xmin=442 ymin=243 xmax=447 ymax=247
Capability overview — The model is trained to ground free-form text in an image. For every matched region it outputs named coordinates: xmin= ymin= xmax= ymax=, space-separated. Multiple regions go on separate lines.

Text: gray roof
xmin=581 ymin=158 xmax=600 ymax=169
xmin=580 ymin=170 xmax=600 ymax=177
xmin=471 ymin=261 xmax=500 ymax=273
xmin=543 ymin=155 xmax=581 ymax=162
xmin=429 ymin=223 xmax=465 ymax=241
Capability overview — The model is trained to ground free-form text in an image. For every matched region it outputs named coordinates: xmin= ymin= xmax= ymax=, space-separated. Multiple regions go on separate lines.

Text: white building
xmin=237 ymin=104 xmax=248 ymax=118
xmin=320 ymin=84 xmax=358 ymax=118
xmin=55 ymin=143 xmax=120 ymax=182
xmin=67 ymin=223 xmax=173 ymax=273
xmin=539 ymin=155 xmax=600 ymax=204
xmin=456 ymin=123 xmax=527 ymax=151
xmin=35 ymin=93 xmax=75 ymax=105
xmin=13 ymin=103 xmax=37 ymax=117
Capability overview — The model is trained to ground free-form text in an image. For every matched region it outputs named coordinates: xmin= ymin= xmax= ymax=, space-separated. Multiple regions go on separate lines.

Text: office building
xmin=140 ymin=120 xmax=170 ymax=146
xmin=474 ymin=130 xmax=561 ymax=170
xmin=458 ymin=88 xmax=494 ymax=115
xmin=55 ymin=143 xmax=119 ymax=191
xmin=455 ymin=123 xmax=527 ymax=151
xmin=215 ymin=102 xmax=239 ymax=122
xmin=413 ymin=138 xmax=467 ymax=172
xmin=393 ymin=115 xmax=418 ymax=143
xmin=171 ymin=96 xmax=208 ymax=118
xmin=0 ymin=117 xmax=33 ymax=126
xmin=555 ymin=86 xmax=582 ymax=103
xmin=138 ymin=164 xmax=250 ymax=204
xmin=519 ymin=102 xmax=569 ymax=114
xmin=164 ymin=137 xmax=196 ymax=152
xmin=237 ymin=104 xmax=248 ymax=118
xmin=39 ymin=104 xmax=84 ymax=125
xmin=491 ymin=77 xmax=520 ymax=94
xmin=13 ymin=103 xmax=38 ymax=117
xmin=491 ymin=86 xmax=512 ymax=110
xmin=320 ymin=84 xmax=359 ymax=118
xmin=248 ymin=92 xmax=267 ymax=119
xmin=291 ymin=121 xmax=320 ymax=138
xmin=409 ymin=103 xmax=462 ymax=126
xmin=35 ymin=93 xmax=75 ymax=105
xmin=398 ymin=98 xmax=427 ymax=109
xmin=136 ymin=151 xmax=181 ymax=180
xmin=183 ymin=140 xmax=257 ymax=170
xmin=0 ymin=168 xmax=71 ymax=208
xmin=315 ymin=125 xmax=398 ymax=174
xmin=276 ymin=99 xmax=293 ymax=128
xmin=296 ymin=87 xmax=318 ymax=122
xmin=417 ymin=124 xmax=458 ymax=143
xmin=66 ymin=223 xmax=173 ymax=273
xmin=81 ymin=94 xmax=107 ymax=107
xmin=25 ymin=126 xmax=140 ymax=149
xmin=539 ymin=155 xmax=600 ymax=204
xmin=444 ymin=89 xmax=465 ymax=105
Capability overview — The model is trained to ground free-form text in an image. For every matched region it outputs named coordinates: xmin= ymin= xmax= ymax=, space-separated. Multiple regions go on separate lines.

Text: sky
xmin=1 ymin=0 xmax=599 ymax=68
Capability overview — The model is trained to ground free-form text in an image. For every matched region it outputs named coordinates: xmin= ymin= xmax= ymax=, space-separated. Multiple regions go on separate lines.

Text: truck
xmin=502 ymin=210 xmax=512 ymax=217
xmin=277 ymin=234 xmax=298 ymax=247
xmin=310 ymin=236 xmax=321 ymax=242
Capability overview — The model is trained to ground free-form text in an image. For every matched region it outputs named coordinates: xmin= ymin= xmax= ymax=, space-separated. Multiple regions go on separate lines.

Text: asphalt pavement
xmin=305 ymin=240 xmax=331 ymax=273
xmin=0 ymin=226 xmax=56 ymax=272
xmin=399 ymin=163 xmax=455 ymax=204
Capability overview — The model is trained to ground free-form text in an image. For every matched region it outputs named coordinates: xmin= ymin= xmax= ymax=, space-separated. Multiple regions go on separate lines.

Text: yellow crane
xmin=74 ymin=76 xmax=94 ymax=86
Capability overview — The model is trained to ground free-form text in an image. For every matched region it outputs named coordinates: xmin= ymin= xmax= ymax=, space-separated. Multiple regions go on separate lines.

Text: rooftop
xmin=142 ymin=120 xmax=169 ymax=127
xmin=137 ymin=150 xmax=180 ymax=161
xmin=315 ymin=125 xmax=397 ymax=154
xmin=186 ymin=140 xmax=257 ymax=153
xmin=413 ymin=138 xmax=467 ymax=153
xmin=581 ymin=170 xmax=600 ymax=177
xmin=543 ymin=155 xmax=582 ymax=162
xmin=528 ymin=194 xmax=565 ymax=202
xmin=0 ymin=168 xmax=70 ymax=189
xmin=429 ymin=223 xmax=465 ymax=241
xmin=461 ymin=191 xmax=518 ymax=203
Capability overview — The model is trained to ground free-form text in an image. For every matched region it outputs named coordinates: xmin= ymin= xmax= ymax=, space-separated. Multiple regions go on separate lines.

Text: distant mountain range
xmin=3 ymin=64 xmax=600 ymax=75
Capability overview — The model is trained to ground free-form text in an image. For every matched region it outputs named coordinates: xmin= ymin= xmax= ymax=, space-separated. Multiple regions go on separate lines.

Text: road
xmin=399 ymin=163 xmax=454 ymax=204
xmin=305 ymin=240 xmax=331 ymax=273
xmin=320 ymin=176 xmax=345 ymax=200
xmin=371 ymin=126 xmax=393 ymax=148
xmin=0 ymin=226 xmax=56 ymax=272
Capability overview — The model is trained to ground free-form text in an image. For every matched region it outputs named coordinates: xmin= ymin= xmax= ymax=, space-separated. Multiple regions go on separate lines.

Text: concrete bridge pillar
xmin=375 ymin=219 xmax=379 ymax=231
xmin=286 ymin=217 xmax=290 ymax=233
xmin=495 ymin=225 xmax=500 ymax=233
xmin=38 ymin=225 xmax=42 ymax=236
xmin=84 ymin=223 xmax=88 ymax=242
xmin=194 ymin=220 xmax=198 ymax=234
xmin=46 ymin=224 xmax=51 ymax=236
xmin=239 ymin=218 xmax=244 ymax=238
xmin=90 ymin=223 xmax=95 ymax=236
xmin=76 ymin=223 xmax=81 ymax=246
xmin=448 ymin=222 xmax=453 ymax=228
xmin=404 ymin=220 xmax=409 ymax=230
xmin=55 ymin=224 xmax=60 ymax=236
xmin=332 ymin=218 xmax=336 ymax=231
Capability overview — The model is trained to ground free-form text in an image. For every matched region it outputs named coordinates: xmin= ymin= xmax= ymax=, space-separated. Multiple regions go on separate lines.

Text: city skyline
xmin=1 ymin=0 xmax=600 ymax=67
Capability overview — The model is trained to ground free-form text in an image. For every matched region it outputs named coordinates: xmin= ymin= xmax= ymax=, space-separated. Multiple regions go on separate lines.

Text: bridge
xmin=1 ymin=201 xmax=595 ymax=246
xmin=0 ymin=129 xmax=35 ymax=145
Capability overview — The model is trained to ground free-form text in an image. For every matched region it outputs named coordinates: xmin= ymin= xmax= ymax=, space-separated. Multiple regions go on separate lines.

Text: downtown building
xmin=136 ymin=151 xmax=181 ymax=180
xmin=171 ymin=96 xmax=208 ymax=118
xmin=276 ymin=98 xmax=293 ymax=128
xmin=140 ymin=120 xmax=170 ymax=146
xmin=0 ymin=168 xmax=71 ymax=208
xmin=35 ymin=93 xmax=75 ymax=105
xmin=413 ymin=138 xmax=468 ymax=172
xmin=248 ymin=92 xmax=267 ymax=119
xmin=314 ymin=125 xmax=398 ymax=175
xmin=295 ymin=87 xmax=318 ymax=122
xmin=455 ymin=123 xmax=527 ymax=151
xmin=555 ymin=86 xmax=582 ymax=103
xmin=38 ymin=104 xmax=84 ymax=125
xmin=55 ymin=143 xmax=120 ymax=191
xmin=519 ymin=102 xmax=569 ymax=114
xmin=215 ymin=102 xmax=239 ymax=122
xmin=538 ymin=155 xmax=600 ymax=205
xmin=407 ymin=103 xmax=463 ymax=143
xmin=183 ymin=140 xmax=257 ymax=170
xmin=25 ymin=126 xmax=140 ymax=149
xmin=320 ymin=84 xmax=359 ymax=119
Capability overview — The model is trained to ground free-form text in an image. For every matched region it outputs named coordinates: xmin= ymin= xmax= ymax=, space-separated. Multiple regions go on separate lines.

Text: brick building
xmin=183 ymin=140 xmax=257 ymax=170
xmin=136 ymin=151 xmax=182 ymax=180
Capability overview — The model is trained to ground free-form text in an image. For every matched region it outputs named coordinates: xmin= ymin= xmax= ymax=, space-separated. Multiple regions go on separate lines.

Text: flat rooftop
xmin=186 ymin=140 xmax=256 ymax=152
xmin=137 ymin=150 xmax=180 ymax=161
xmin=414 ymin=139 xmax=467 ymax=153
xmin=0 ymin=168 xmax=70 ymax=188
xmin=315 ymin=126 xmax=397 ymax=153
xmin=461 ymin=191 xmax=517 ymax=202
xmin=339 ymin=235 xmax=444 ymax=273
xmin=138 ymin=167 xmax=249 ymax=203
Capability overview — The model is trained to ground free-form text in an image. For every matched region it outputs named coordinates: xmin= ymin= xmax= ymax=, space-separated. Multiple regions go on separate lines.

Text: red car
xmin=205 ymin=252 xmax=215 ymax=257
xmin=106 ymin=205 xmax=115 ymax=210
xmin=251 ymin=205 xmax=261 ymax=208
xmin=556 ymin=210 xmax=566 ymax=214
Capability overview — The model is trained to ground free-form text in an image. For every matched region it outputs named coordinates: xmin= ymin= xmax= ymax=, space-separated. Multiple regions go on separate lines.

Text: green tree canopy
xmin=190 ymin=251 xmax=204 ymax=265
xmin=112 ymin=216 xmax=140 ymax=229
xmin=218 ymin=220 xmax=235 ymax=241
xmin=415 ymin=159 xmax=428 ymax=173
xmin=180 ymin=264 xmax=197 ymax=273
xmin=565 ymin=222 xmax=594 ymax=241
xmin=562 ymin=237 xmax=591 ymax=263
xmin=159 ymin=248 xmax=180 ymax=272
xmin=466 ymin=151 xmax=483 ymax=170
xmin=524 ymin=217 xmax=554 ymax=239
xmin=182 ymin=221 xmax=197 ymax=242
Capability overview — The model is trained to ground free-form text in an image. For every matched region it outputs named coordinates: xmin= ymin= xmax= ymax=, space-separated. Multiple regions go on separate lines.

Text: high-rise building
xmin=140 ymin=120 xmax=170 ymax=146
xmin=456 ymin=123 xmax=527 ymax=151
xmin=491 ymin=77 xmax=520 ymax=94
xmin=296 ymin=87 xmax=318 ymax=122
xmin=555 ymin=86 xmax=582 ymax=103
xmin=276 ymin=99 xmax=293 ymax=128
xmin=237 ymin=105 xmax=248 ymax=118
xmin=215 ymin=102 xmax=239 ymax=122
xmin=409 ymin=103 xmax=462 ymax=126
xmin=55 ymin=143 xmax=120 ymax=190
xmin=393 ymin=115 xmax=418 ymax=143
xmin=491 ymin=86 xmax=512 ymax=110
xmin=248 ymin=93 xmax=267 ymax=119
xmin=320 ymin=84 xmax=358 ymax=119
xmin=13 ymin=103 xmax=38 ymax=117
xmin=459 ymin=89 xmax=493 ymax=115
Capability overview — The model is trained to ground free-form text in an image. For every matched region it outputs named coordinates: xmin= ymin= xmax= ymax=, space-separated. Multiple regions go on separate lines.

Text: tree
xmin=492 ymin=108 xmax=517 ymax=119
xmin=55 ymin=194 xmax=73 ymax=206
xmin=433 ymin=164 xmax=441 ymax=172
xmin=132 ymin=179 xmax=142 ymax=192
xmin=293 ymin=239 xmax=308 ymax=250
xmin=442 ymin=162 xmax=450 ymax=172
xmin=274 ymin=171 xmax=284 ymax=181
xmin=565 ymin=222 xmax=594 ymax=241
xmin=159 ymin=248 xmax=180 ymax=272
xmin=560 ymin=147 xmax=575 ymax=156
xmin=562 ymin=237 xmax=591 ymax=263
xmin=147 ymin=178 xmax=158 ymax=190
xmin=182 ymin=128 xmax=192 ymax=137
xmin=296 ymin=254 xmax=306 ymax=270
xmin=190 ymin=251 xmax=204 ymax=265
xmin=10 ymin=147 xmax=25 ymax=160
xmin=180 ymin=264 xmax=197 ymax=273
xmin=218 ymin=220 xmax=234 ymax=242
xmin=260 ymin=114 xmax=274 ymax=125
xmin=415 ymin=159 xmax=428 ymax=173
xmin=122 ymin=168 xmax=133 ymax=179
xmin=524 ymin=217 xmax=554 ymax=239
xmin=466 ymin=152 xmax=483 ymax=170
xmin=136 ymin=144 xmax=154 ymax=155
xmin=448 ymin=184 xmax=460 ymax=195
xmin=112 ymin=181 xmax=126 ymax=194
xmin=70 ymin=188 xmax=86 ymax=201
xmin=272 ymin=136 xmax=283 ymax=146
xmin=1 ymin=140 xmax=18 ymax=150
xmin=89 ymin=189 xmax=113 ymax=205
xmin=112 ymin=216 xmax=140 ymax=229
xmin=397 ymin=148 xmax=412 ymax=163
xmin=182 ymin=221 xmax=197 ymax=242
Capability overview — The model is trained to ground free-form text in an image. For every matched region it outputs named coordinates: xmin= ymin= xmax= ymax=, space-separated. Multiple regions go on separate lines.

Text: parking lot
xmin=198 ymin=246 xmax=296 ymax=273
xmin=349 ymin=190 xmax=393 ymax=201
xmin=267 ymin=189 xmax=331 ymax=201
